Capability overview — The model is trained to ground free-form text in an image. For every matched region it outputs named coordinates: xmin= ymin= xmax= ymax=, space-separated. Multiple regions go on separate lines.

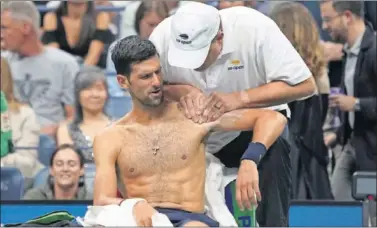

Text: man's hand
xmin=329 ymin=94 xmax=356 ymax=112
xmin=322 ymin=41 xmax=344 ymax=62
xmin=133 ymin=201 xmax=157 ymax=227
xmin=236 ymin=160 xmax=261 ymax=211
xmin=179 ymin=89 xmax=206 ymax=123
xmin=324 ymin=132 xmax=337 ymax=147
xmin=199 ymin=92 xmax=243 ymax=123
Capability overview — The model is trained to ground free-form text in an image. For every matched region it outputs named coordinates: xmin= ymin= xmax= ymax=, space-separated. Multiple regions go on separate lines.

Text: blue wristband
xmin=241 ymin=142 xmax=267 ymax=165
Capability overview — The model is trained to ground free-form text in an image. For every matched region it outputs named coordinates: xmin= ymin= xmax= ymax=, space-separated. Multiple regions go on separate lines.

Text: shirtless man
xmin=93 ymin=36 xmax=287 ymax=227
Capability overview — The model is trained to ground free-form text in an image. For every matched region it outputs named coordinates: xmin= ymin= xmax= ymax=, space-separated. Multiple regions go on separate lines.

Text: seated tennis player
xmin=93 ymin=36 xmax=287 ymax=227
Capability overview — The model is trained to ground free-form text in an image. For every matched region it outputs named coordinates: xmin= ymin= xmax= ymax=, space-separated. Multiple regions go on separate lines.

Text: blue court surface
xmin=0 ymin=200 xmax=367 ymax=227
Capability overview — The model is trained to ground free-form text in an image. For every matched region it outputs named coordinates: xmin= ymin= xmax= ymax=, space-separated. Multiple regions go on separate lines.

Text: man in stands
xmin=93 ymin=36 xmax=287 ymax=227
xmin=320 ymin=0 xmax=376 ymax=200
xmin=1 ymin=1 xmax=79 ymax=136
xmin=24 ymin=144 xmax=92 ymax=200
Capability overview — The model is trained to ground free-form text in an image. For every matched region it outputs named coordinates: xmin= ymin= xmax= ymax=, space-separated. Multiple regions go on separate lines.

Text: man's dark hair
xmin=49 ymin=144 xmax=85 ymax=168
xmin=332 ymin=0 xmax=364 ymax=18
xmin=111 ymin=36 xmax=157 ymax=78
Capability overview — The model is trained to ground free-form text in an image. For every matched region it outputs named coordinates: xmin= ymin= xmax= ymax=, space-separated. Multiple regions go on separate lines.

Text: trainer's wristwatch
xmin=354 ymin=98 xmax=361 ymax=111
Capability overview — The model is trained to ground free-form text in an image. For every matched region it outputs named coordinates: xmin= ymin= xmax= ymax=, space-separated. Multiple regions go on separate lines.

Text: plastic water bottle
xmin=1 ymin=91 xmax=12 ymax=158
xmin=225 ymin=180 xmax=257 ymax=227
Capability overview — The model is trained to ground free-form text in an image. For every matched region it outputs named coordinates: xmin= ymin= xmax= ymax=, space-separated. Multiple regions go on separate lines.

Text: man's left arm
xmin=208 ymin=108 xmax=287 ymax=210
xmin=212 ymin=108 xmax=287 ymax=150
xmin=200 ymin=21 xmax=316 ymax=122
xmin=330 ymin=48 xmax=377 ymax=120
xmin=61 ymin=60 xmax=79 ymax=120
xmin=239 ymin=21 xmax=316 ymax=108
xmin=358 ymin=48 xmax=377 ymax=120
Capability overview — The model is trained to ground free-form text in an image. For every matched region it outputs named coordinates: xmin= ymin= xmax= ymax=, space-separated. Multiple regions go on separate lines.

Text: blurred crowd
xmin=0 ymin=0 xmax=376 ymax=205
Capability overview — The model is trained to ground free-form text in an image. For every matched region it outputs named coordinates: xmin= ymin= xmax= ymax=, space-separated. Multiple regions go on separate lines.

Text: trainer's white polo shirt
xmin=150 ymin=6 xmax=311 ymax=154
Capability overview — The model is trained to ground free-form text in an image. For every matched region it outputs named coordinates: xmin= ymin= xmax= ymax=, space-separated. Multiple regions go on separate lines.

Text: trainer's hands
xmin=236 ymin=160 xmax=261 ymax=211
xmin=179 ymin=89 xmax=206 ymax=123
xmin=179 ymin=90 xmax=243 ymax=123
xmin=199 ymin=92 xmax=242 ymax=123
xmin=133 ymin=201 xmax=157 ymax=227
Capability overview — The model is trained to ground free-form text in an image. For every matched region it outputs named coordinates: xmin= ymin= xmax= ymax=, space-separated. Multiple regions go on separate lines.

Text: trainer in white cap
xmin=168 ymin=2 xmax=220 ymax=69
xmin=149 ymin=2 xmax=316 ymax=226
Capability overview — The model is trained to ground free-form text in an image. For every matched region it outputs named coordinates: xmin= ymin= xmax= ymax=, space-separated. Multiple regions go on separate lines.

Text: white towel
xmin=78 ymin=199 xmax=173 ymax=227
xmin=205 ymin=153 xmax=238 ymax=227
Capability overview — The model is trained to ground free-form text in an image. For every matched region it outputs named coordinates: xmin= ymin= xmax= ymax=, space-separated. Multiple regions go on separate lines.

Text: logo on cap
xmin=179 ymin=34 xmax=189 ymax=40
xmin=176 ymin=34 xmax=191 ymax=45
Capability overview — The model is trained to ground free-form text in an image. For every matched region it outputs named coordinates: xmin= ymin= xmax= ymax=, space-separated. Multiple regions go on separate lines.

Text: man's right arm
xmin=93 ymin=128 xmax=123 ymax=206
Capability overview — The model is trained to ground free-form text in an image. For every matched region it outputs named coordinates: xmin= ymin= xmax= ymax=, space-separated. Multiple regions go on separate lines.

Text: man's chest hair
xmin=120 ymin=121 xmax=206 ymax=171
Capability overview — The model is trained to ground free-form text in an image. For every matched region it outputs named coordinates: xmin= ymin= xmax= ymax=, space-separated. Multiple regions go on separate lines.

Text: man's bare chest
xmin=119 ymin=121 xmax=206 ymax=175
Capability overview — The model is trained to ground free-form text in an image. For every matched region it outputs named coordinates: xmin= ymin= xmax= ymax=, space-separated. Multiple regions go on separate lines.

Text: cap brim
xmin=168 ymin=39 xmax=210 ymax=69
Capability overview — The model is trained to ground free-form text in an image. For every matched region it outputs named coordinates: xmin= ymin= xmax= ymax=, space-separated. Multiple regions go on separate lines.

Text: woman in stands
xmin=106 ymin=0 xmax=169 ymax=73
xmin=270 ymin=2 xmax=333 ymax=200
xmin=0 ymin=57 xmax=43 ymax=189
xmin=24 ymin=144 xmax=92 ymax=200
xmin=56 ymin=66 xmax=111 ymax=163
xmin=42 ymin=0 xmax=114 ymax=68
xmin=119 ymin=0 xmax=170 ymax=39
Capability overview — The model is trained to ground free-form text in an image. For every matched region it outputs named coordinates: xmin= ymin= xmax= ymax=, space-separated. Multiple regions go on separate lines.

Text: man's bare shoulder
xmin=95 ymin=114 xmax=135 ymax=141
xmin=166 ymin=100 xmax=213 ymax=135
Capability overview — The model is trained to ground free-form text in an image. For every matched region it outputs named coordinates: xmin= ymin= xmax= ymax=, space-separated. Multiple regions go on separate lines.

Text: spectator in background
xmin=57 ymin=66 xmax=111 ymax=163
xmin=364 ymin=1 xmax=376 ymax=30
xmin=320 ymin=0 xmax=377 ymax=200
xmin=217 ymin=0 xmax=245 ymax=9
xmin=24 ymin=144 xmax=92 ymax=200
xmin=107 ymin=0 xmax=169 ymax=72
xmin=270 ymin=2 xmax=333 ymax=200
xmin=42 ymin=0 xmax=114 ymax=68
xmin=1 ymin=57 xmax=43 ymax=189
xmin=1 ymin=1 xmax=79 ymax=137
xmin=119 ymin=0 xmax=169 ymax=40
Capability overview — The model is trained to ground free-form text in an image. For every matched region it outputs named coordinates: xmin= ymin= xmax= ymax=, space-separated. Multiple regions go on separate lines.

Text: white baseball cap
xmin=168 ymin=2 xmax=220 ymax=69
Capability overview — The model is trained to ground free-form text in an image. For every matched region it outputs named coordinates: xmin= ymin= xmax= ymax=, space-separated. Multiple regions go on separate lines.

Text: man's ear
xmin=21 ymin=22 xmax=32 ymax=35
xmin=343 ymin=10 xmax=354 ymax=24
xmin=117 ymin=75 xmax=130 ymax=89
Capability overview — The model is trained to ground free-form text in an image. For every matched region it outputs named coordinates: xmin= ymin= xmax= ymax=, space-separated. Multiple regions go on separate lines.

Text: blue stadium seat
xmin=105 ymin=96 xmax=133 ymax=119
xmin=38 ymin=134 xmax=56 ymax=166
xmin=0 ymin=167 xmax=24 ymax=200
xmin=33 ymin=167 xmax=49 ymax=188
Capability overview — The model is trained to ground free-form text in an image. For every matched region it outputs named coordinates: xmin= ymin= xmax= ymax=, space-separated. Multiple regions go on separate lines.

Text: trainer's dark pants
xmin=214 ymin=126 xmax=291 ymax=227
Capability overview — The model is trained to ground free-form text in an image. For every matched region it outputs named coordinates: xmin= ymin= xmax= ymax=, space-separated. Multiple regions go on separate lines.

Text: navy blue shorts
xmin=155 ymin=207 xmax=219 ymax=227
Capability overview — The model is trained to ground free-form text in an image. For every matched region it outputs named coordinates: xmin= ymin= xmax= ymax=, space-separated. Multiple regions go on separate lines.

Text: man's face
xmin=118 ymin=55 xmax=164 ymax=107
xmin=195 ymin=32 xmax=223 ymax=71
xmin=320 ymin=1 xmax=348 ymax=43
xmin=50 ymin=149 xmax=84 ymax=190
xmin=1 ymin=11 xmax=28 ymax=52
xmin=139 ymin=11 xmax=165 ymax=40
